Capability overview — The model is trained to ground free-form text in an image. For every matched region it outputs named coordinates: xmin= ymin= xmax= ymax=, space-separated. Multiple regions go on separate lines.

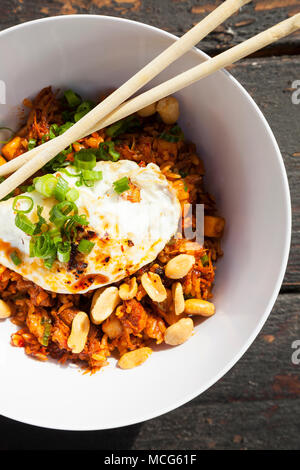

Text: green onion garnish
xmin=106 ymin=116 xmax=141 ymax=138
xmin=98 ymin=141 xmax=120 ymax=162
xmin=34 ymin=174 xmax=58 ymax=198
xmin=53 ymin=176 xmax=69 ymax=202
xmin=201 ymin=254 xmax=209 ymax=266
xmin=57 ymin=241 xmax=71 ymax=263
xmin=57 ymin=167 xmax=81 ymax=178
xmin=74 ymin=150 xmax=97 ymax=170
xmin=28 ymin=139 xmax=37 ymax=151
xmin=64 ymin=89 xmax=81 ymax=108
xmin=15 ymin=213 xmax=36 ymax=235
xmin=81 ymin=169 xmax=103 ymax=182
xmin=13 ymin=196 xmax=34 ymax=214
xmin=10 ymin=251 xmax=21 ymax=266
xmin=31 ymin=233 xmax=56 ymax=259
xmin=49 ymin=201 xmax=78 ymax=228
xmin=66 ymin=188 xmax=79 ymax=202
xmin=160 ymin=125 xmax=184 ymax=143
xmin=74 ymin=101 xmax=94 ymax=122
xmin=58 ymin=122 xmax=73 ymax=135
xmin=34 ymin=206 xmax=47 ymax=235
xmin=77 ymin=239 xmax=95 ymax=254
xmin=41 ymin=318 xmax=52 ymax=346
xmin=113 ymin=176 xmax=130 ymax=194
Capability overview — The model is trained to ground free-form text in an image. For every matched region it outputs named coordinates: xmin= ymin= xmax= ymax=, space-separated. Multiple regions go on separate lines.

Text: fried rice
xmin=0 ymin=87 xmax=224 ymax=372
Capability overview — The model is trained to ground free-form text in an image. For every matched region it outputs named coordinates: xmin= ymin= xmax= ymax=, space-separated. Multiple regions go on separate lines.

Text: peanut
xmin=184 ymin=299 xmax=215 ymax=317
xmin=119 ymin=277 xmax=138 ymax=300
xmin=90 ymin=286 xmax=120 ymax=325
xmin=118 ymin=347 xmax=152 ymax=369
xmin=0 ymin=299 xmax=11 ymax=319
xmin=67 ymin=311 xmax=90 ymax=354
xmin=156 ymin=96 xmax=179 ymax=124
xmin=164 ymin=318 xmax=194 ymax=346
xmin=141 ymin=272 xmax=167 ymax=302
xmin=165 ymin=254 xmax=195 ymax=279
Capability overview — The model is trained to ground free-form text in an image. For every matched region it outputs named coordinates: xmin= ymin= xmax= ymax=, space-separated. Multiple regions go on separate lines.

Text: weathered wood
xmin=0 ymin=0 xmax=299 ymax=450
xmin=0 ymin=294 xmax=299 ymax=449
xmin=0 ymin=1 xmax=299 ymax=56
xmin=227 ymin=56 xmax=300 ymax=288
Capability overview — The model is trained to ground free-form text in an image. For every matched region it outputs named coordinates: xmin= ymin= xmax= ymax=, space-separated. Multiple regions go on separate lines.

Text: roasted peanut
xmin=90 ymin=286 xmax=120 ymax=325
xmin=0 ymin=299 xmax=11 ymax=319
xmin=156 ymin=96 xmax=179 ymax=124
xmin=204 ymin=215 xmax=225 ymax=238
xmin=172 ymin=282 xmax=185 ymax=315
xmin=137 ymin=102 xmax=157 ymax=117
xmin=165 ymin=254 xmax=195 ymax=279
xmin=118 ymin=347 xmax=152 ymax=369
xmin=67 ymin=311 xmax=90 ymax=354
xmin=119 ymin=277 xmax=138 ymax=300
xmin=102 ymin=315 xmax=123 ymax=339
xmin=164 ymin=318 xmax=194 ymax=346
xmin=141 ymin=272 xmax=167 ymax=302
xmin=184 ymin=299 xmax=215 ymax=317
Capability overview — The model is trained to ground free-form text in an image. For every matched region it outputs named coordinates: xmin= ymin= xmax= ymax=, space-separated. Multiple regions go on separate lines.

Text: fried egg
xmin=0 ymin=160 xmax=181 ymax=293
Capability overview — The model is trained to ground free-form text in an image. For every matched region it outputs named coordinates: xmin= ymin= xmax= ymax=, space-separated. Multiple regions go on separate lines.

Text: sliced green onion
xmin=10 ymin=251 xmax=21 ymax=266
xmin=41 ymin=318 xmax=52 ymax=346
xmin=74 ymin=101 xmax=94 ymax=122
xmin=201 ymin=254 xmax=209 ymax=266
xmin=57 ymin=167 xmax=81 ymax=178
xmin=81 ymin=169 xmax=103 ymax=182
xmin=74 ymin=150 xmax=96 ymax=170
xmin=58 ymin=122 xmax=73 ymax=135
xmin=160 ymin=125 xmax=184 ymax=143
xmin=77 ymin=239 xmax=95 ymax=254
xmin=27 ymin=139 xmax=37 ymax=151
xmin=98 ymin=142 xmax=120 ymax=162
xmin=64 ymin=89 xmax=81 ymax=108
xmin=113 ymin=176 xmax=130 ymax=194
xmin=66 ymin=188 xmax=79 ymax=202
xmin=13 ymin=196 xmax=34 ymax=214
xmin=106 ymin=116 xmax=141 ymax=138
xmin=15 ymin=213 xmax=36 ymax=235
xmin=31 ymin=233 xmax=56 ymax=259
xmin=44 ymin=255 xmax=56 ymax=269
xmin=20 ymin=184 xmax=35 ymax=193
xmin=57 ymin=241 xmax=71 ymax=263
xmin=34 ymin=206 xmax=47 ymax=235
xmin=34 ymin=174 xmax=58 ymax=198
xmin=49 ymin=201 xmax=78 ymax=228
xmin=49 ymin=124 xmax=59 ymax=139
xmin=53 ymin=176 xmax=69 ymax=202
xmin=48 ymin=228 xmax=62 ymax=246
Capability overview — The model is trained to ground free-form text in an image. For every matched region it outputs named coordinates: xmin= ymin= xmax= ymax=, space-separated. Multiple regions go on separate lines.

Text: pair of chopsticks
xmin=0 ymin=0 xmax=299 ymax=200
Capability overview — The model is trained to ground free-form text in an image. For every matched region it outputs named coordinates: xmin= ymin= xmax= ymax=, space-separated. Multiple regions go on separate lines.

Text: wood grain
xmin=227 ymin=56 xmax=300 ymax=289
xmin=0 ymin=1 xmax=299 ymax=56
xmin=0 ymin=0 xmax=299 ymax=451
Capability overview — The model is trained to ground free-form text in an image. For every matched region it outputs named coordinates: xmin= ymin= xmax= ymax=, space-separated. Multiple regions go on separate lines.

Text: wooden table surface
xmin=0 ymin=0 xmax=299 ymax=450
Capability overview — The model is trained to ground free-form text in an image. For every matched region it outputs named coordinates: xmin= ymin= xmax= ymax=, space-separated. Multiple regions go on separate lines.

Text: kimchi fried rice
xmin=0 ymin=87 xmax=225 ymax=373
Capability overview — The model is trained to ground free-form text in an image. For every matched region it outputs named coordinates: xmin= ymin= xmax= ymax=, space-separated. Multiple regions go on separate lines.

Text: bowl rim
xmin=0 ymin=14 xmax=292 ymax=431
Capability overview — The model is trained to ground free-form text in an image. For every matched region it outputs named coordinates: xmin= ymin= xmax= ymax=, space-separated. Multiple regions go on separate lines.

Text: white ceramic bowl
xmin=0 ymin=15 xmax=291 ymax=430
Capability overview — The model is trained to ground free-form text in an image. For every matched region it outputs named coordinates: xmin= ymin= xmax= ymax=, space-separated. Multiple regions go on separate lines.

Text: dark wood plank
xmin=0 ymin=1 xmax=299 ymax=56
xmin=0 ymin=294 xmax=299 ymax=450
xmin=227 ymin=56 xmax=300 ymax=288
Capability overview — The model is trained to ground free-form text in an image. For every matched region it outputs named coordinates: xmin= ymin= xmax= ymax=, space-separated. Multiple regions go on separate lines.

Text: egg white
xmin=0 ymin=160 xmax=181 ymax=293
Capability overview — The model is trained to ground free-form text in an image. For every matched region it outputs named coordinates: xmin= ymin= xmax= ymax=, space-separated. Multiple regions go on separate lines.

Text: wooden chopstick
xmin=1 ymin=12 xmax=299 ymax=200
xmin=86 ymin=13 xmax=300 ymax=136
xmin=0 ymin=0 xmax=249 ymax=179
